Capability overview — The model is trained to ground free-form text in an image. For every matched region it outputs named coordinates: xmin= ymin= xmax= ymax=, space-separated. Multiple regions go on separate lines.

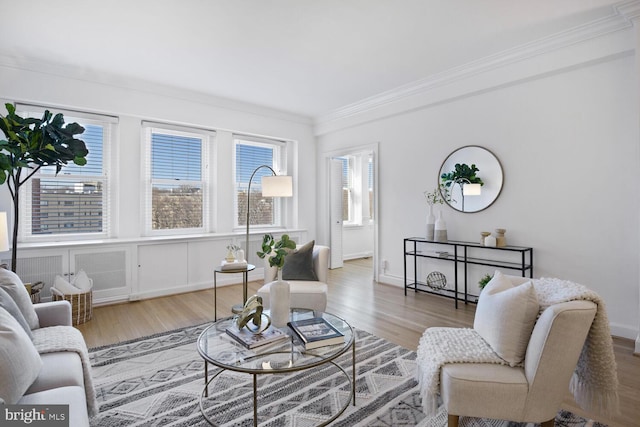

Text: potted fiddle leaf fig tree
xmin=0 ymin=104 xmax=88 ymax=271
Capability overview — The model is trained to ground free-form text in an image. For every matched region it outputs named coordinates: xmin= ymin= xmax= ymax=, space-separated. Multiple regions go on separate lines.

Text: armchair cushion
xmin=474 ymin=270 xmax=539 ymax=366
xmin=0 ymin=268 xmax=39 ymax=330
xmin=282 ymin=240 xmax=318 ymax=281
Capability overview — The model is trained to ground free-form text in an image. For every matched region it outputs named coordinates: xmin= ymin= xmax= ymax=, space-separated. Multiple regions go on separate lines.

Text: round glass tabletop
xmin=197 ymin=309 xmax=354 ymax=374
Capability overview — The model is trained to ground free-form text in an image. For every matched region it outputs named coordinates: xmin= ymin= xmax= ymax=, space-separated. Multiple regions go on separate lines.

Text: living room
xmin=1 ymin=1 xmax=639 ymax=426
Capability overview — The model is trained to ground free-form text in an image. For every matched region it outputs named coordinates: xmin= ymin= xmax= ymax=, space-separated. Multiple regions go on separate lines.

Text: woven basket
xmin=51 ymin=287 xmax=93 ymax=325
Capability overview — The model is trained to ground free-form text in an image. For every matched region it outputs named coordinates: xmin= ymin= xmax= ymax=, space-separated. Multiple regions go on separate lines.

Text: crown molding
xmin=315 ymin=0 xmax=640 ymax=135
xmin=0 ymin=53 xmax=313 ymax=127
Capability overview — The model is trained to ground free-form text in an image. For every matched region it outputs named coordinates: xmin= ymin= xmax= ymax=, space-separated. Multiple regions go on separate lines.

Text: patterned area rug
xmin=88 ymin=323 xmax=605 ymax=426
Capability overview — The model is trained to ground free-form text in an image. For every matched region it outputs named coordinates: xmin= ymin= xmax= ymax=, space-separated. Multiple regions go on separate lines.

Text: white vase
xmin=236 ymin=249 xmax=245 ymax=262
xmin=426 ymin=205 xmax=435 ymax=240
xmin=434 ymin=210 xmax=447 ymax=242
xmin=484 ymin=235 xmax=497 ymax=247
xmin=269 ymin=279 xmax=290 ymax=328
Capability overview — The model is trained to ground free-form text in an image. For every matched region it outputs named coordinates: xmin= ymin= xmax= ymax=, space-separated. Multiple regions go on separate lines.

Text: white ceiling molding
xmin=314 ymin=0 xmax=640 ymax=136
xmin=0 ymin=53 xmax=313 ymax=127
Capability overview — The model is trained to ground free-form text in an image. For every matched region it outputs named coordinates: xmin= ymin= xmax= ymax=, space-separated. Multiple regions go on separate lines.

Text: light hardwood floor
xmin=78 ymin=258 xmax=639 ymax=426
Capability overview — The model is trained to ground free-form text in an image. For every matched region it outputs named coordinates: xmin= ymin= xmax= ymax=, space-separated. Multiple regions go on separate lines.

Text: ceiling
xmin=0 ymin=0 xmax=624 ymax=119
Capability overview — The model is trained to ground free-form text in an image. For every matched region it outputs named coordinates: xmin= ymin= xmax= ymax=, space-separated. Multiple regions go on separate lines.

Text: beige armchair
xmin=257 ymin=243 xmax=329 ymax=313
xmin=442 ymin=299 xmax=596 ymax=426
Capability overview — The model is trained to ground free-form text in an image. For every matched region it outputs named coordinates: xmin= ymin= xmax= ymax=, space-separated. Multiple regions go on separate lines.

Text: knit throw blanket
xmin=416 ymin=277 xmax=619 ymax=418
xmin=32 ymin=326 xmax=99 ymax=417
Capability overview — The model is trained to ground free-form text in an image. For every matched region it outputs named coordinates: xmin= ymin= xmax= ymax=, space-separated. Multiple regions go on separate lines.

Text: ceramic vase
xmin=484 ymin=234 xmax=497 ymax=247
xmin=495 ymin=229 xmax=507 ymax=247
xmin=434 ymin=211 xmax=448 ymax=242
xmin=269 ymin=279 xmax=290 ymax=328
xmin=480 ymin=232 xmax=491 ymax=246
xmin=426 ymin=205 xmax=435 ymax=240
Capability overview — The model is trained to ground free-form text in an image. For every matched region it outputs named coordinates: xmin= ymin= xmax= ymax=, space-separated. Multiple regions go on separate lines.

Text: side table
xmin=213 ymin=264 xmax=255 ymax=321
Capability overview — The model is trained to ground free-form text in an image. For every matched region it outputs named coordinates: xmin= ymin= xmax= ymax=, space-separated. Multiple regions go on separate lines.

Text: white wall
xmin=317 ymin=31 xmax=640 ymax=339
xmin=0 ymin=60 xmax=317 ymax=302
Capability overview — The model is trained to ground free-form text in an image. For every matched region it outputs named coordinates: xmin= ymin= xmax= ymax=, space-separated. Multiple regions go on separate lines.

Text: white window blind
xmin=234 ymin=136 xmax=286 ymax=228
xmin=143 ymin=124 xmax=211 ymax=234
xmin=17 ymin=104 xmax=115 ymax=241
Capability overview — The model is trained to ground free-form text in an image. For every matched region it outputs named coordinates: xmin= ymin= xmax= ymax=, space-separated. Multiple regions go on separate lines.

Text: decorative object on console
xmin=478 ymin=273 xmax=493 ymax=290
xmin=495 ymin=228 xmax=507 ymax=247
xmin=480 ymin=231 xmax=491 ymax=245
xmin=426 ymin=271 xmax=447 ymax=290
xmin=423 ymin=188 xmax=444 ymax=240
xmin=434 ymin=211 xmax=447 ymax=242
xmin=484 ymin=234 xmax=497 ymax=247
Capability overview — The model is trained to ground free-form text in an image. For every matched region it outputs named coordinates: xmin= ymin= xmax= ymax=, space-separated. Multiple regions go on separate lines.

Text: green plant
xmin=423 ymin=187 xmax=444 ymax=206
xmin=0 ymin=104 xmax=88 ymax=271
xmin=441 ymin=163 xmax=484 ymax=188
xmin=257 ymin=234 xmax=296 ymax=269
xmin=478 ymin=273 xmax=493 ymax=290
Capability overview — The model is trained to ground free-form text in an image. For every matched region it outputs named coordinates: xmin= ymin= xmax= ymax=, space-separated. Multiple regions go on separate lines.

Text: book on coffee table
xmin=225 ymin=323 xmax=288 ymax=349
xmin=288 ymin=317 xmax=345 ymax=350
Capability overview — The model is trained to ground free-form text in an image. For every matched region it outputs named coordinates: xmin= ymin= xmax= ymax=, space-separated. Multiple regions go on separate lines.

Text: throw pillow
xmin=0 ymin=268 xmax=40 ymax=330
xmin=0 ymin=288 xmax=33 ymax=339
xmin=73 ymin=269 xmax=92 ymax=291
xmin=53 ymin=275 xmax=82 ymax=295
xmin=282 ymin=240 xmax=318 ymax=281
xmin=473 ymin=270 xmax=539 ymax=366
xmin=0 ymin=307 xmax=43 ymax=404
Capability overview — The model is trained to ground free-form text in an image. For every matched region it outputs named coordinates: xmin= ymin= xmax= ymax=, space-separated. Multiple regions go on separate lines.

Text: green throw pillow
xmin=282 ymin=240 xmax=318 ymax=281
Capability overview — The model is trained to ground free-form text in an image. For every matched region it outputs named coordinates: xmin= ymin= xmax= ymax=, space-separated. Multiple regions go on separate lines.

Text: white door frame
xmin=322 ymin=143 xmax=379 ymax=281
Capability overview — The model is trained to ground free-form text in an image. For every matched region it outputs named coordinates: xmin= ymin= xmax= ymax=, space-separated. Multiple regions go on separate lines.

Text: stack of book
xmin=225 ymin=323 xmax=288 ymax=349
xmin=220 ymin=260 xmax=248 ymax=271
xmin=287 ymin=317 xmax=345 ymax=350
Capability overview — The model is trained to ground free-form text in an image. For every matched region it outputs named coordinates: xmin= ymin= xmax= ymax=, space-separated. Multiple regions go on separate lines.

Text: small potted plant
xmin=478 ymin=273 xmax=493 ymax=291
xmin=225 ymin=243 xmax=240 ymax=262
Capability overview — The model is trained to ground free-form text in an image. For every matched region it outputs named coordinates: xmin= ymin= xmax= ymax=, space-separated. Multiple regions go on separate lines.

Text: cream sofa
xmin=0 ymin=269 xmax=94 ymax=427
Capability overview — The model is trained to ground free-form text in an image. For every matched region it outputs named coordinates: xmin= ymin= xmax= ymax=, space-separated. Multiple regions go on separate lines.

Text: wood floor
xmin=77 ymin=258 xmax=639 ymax=426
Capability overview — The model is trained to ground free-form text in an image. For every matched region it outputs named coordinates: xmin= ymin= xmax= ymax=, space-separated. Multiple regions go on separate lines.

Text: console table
xmin=403 ymin=238 xmax=533 ymax=308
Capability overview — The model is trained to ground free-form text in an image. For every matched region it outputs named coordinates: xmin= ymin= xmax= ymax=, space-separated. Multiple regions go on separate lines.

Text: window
xmin=234 ymin=136 xmax=287 ymax=228
xmin=143 ymin=124 xmax=211 ymax=234
xmin=18 ymin=105 xmax=116 ymax=240
xmin=339 ymin=156 xmax=354 ymax=223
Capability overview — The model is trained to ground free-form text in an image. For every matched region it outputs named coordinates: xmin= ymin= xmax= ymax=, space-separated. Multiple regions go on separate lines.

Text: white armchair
xmin=257 ymin=243 xmax=329 ymax=313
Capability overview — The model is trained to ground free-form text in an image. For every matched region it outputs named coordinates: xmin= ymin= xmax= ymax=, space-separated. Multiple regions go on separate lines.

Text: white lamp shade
xmin=463 ymin=183 xmax=482 ymax=196
xmin=261 ymin=175 xmax=293 ymax=197
xmin=0 ymin=212 xmax=9 ymax=252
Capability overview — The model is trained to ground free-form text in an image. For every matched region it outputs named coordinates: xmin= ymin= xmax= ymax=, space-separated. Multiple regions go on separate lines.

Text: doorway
xmin=326 ymin=144 xmax=379 ymax=281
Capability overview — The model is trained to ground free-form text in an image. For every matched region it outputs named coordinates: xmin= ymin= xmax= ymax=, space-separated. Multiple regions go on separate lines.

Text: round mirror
xmin=439 ymin=146 xmax=503 ymax=213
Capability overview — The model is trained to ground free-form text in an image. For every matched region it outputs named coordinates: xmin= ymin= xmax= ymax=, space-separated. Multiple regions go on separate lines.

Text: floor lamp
xmin=242 ymin=165 xmax=292 ymax=305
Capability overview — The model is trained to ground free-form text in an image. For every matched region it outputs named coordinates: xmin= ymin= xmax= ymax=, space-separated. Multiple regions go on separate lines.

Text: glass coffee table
xmin=197 ymin=309 xmax=355 ymax=426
